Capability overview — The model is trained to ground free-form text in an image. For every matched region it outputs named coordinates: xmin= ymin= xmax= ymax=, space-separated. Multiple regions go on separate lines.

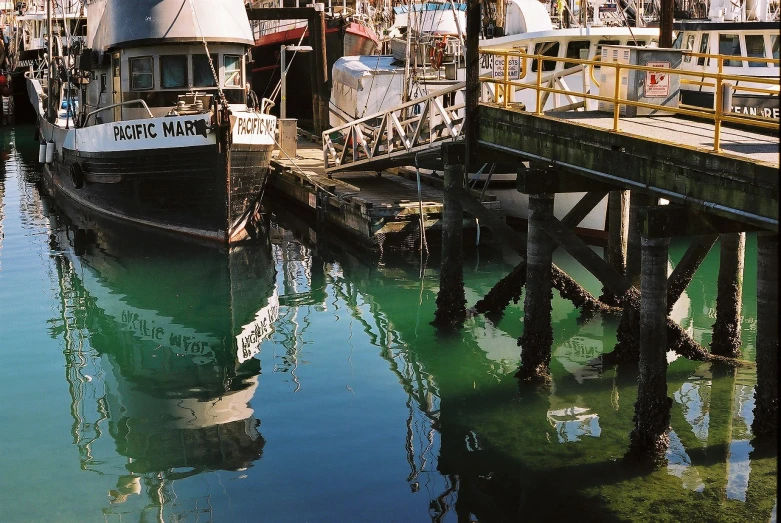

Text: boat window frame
xmin=192 ymin=53 xmax=219 ymax=88
xmin=697 ymin=33 xmax=710 ymax=66
xmin=771 ymin=34 xmax=779 ymax=65
xmin=531 ymin=41 xmax=560 ymax=73
xmin=159 ymin=54 xmax=189 ymax=89
xmin=683 ymin=34 xmax=696 ymax=62
xmin=717 ymin=33 xmax=743 ymax=67
xmin=129 ymin=55 xmax=154 ymax=91
xmin=564 ymin=40 xmax=591 ymax=69
xmin=744 ymin=34 xmax=767 ymax=68
xmin=223 ymin=54 xmax=243 ymax=88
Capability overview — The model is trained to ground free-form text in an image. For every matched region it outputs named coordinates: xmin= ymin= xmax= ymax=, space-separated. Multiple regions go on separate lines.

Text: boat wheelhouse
xmin=672 ymin=0 xmax=780 ymax=118
xmin=29 ymin=0 xmax=277 ymax=243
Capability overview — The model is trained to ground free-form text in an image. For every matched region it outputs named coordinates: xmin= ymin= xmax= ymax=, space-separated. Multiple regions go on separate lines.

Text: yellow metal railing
xmin=479 ymin=49 xmax=780 ymax=153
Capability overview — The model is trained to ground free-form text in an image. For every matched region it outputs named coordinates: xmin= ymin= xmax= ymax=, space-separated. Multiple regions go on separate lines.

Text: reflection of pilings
xmin=711 ymin=233 xmax=745 ymax=358
xmin=433 ymin=143 xmax=466 ymax=327
xmin=626 ymin=192 xmax=654 ymax=284
xmin=752 ymin=233 xmax=778 ymax=437
xmin=629 ymin=236 xmax=672 ymax=459
xmin=518 ymin=193 xmax=554 ymax=382
xmin=705 ymin=363 xmax=737 ymax=497
xmin=602 ymin=190 xmax=629 ymax=305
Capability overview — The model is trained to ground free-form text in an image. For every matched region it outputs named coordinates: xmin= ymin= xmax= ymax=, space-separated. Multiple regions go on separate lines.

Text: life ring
xmin=428 ymin=36 xmax=448 ymax=70
xmin=70 ymin=162 xmax=84 ymax=189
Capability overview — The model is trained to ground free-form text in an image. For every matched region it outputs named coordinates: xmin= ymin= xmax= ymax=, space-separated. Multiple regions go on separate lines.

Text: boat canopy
xmin=504 ymin=0 xmax=554 ymax=35
xmin=88 ymin=0 xmax=254 ymax=51
xmin=332 ymin=56 xmax=400 ymax=91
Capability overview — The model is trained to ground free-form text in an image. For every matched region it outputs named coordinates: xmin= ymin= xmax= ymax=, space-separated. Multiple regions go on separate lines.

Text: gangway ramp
xmin=323 ymin=83 xmax=466 ymax=174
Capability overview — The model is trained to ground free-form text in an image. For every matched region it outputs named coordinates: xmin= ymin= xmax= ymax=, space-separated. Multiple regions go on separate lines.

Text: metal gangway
xmin=322 ymin=82 xmax=467 ymax=174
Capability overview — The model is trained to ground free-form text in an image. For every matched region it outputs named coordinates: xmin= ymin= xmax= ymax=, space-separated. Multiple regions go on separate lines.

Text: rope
xmin=414 ymin=152 xmax=428 ymax=255
xmin=188 ymin=0 xmax=228 ymax=108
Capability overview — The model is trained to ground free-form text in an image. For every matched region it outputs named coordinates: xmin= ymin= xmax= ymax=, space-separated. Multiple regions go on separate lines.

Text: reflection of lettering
xmin=120 ymin=309 xmax=213 ymax=356
xmin=236 ymin=297 xmax=280 ymax=363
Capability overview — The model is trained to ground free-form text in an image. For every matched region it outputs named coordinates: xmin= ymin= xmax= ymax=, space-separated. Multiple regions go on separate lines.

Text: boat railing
xmin=480 ymin=48 xmax=779 ymax=153
xmin=84 ymin=100 xmax=155 ymax=127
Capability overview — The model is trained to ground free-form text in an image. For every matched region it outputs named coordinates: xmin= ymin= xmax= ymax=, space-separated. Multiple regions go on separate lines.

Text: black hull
xmin=41 ymin=141 xmax=274 ymax=243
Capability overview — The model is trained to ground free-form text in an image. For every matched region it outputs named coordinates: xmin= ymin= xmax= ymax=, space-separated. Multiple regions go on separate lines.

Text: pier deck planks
xmin=267 ymin=136 xmax=501 ymax=248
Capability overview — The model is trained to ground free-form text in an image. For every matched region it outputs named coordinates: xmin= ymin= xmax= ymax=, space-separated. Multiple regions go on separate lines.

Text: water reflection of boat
xmin=46 ymin=198 xmax=278 ymax=509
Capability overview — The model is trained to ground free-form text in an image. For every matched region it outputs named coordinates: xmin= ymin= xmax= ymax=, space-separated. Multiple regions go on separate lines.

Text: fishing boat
xmin=47 ymin=192 xmax=278 ymax=491
xmin=249 ymin=0 xmax=379 ymax=122
xmin=3 ymin=0 xmax=87 ymax=123
xmin=27 ymin=0 xmax=277 ymax=243
xmin=672 ymin=0 xmax=779 ymax=118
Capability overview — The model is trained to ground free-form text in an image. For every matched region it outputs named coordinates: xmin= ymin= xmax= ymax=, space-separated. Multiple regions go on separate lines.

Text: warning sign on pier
xmin=645 ymin=62 xmax=670 ymax=97
xmin=492 ymin=55 xmax=521 ymax=80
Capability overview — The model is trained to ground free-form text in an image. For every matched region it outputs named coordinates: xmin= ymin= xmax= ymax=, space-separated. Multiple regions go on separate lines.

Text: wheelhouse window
xmin=193 ymin=54 xmax=218 ymax=87
xmin=130 ymin=56 xmax=153 ymax=90
xmin=565 ymin=40 xmax=590 ymax=68
xmin=744 ymin=35 xmax=767 ymax=67
xmin=160 ymin=55 xmax=187 ymax=88
xmin=697 ymin=33 xmax=710 ymax=66
xmin=224 ymin=55 xmax=243 ymax=87
xmin=718 ymin=33 xmax=742 ymax=67
xmin=683 ymin=34 xmax=696 ymax=62
xmin=532 ymin=41 xmax=560 ymax=72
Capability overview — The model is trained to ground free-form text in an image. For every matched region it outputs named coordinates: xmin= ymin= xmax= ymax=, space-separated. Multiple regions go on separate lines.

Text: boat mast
xmin=402 ymin=3 xmax=413 ymax=104
xmin=46 ymin=0 xmax=53 ymax=120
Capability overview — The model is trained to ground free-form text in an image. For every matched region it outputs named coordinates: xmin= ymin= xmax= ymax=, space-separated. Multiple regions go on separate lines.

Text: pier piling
xmin=752 ymin=233 xmax=778 ymax=437
xmin=629 ymin=236 xmax=672 ymax=458
xmin=710 ymin=233 xmax=745 ymax=358
xmin=626 ymin=192 xmax=655 ymax=285
xmin=518 ymin=193 xmax=555 ymax=382
xmin=602 ymin=190 xmax=629 ymax=305
xmin=433 ymin=143 xmax=467 ymax=327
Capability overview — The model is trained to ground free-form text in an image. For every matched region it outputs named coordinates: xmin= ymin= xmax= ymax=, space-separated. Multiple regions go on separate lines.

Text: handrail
xmin=479 ymin=49 xmax=780 ymax=153
xmin=84 ymin=99 xmax=154 ymax=126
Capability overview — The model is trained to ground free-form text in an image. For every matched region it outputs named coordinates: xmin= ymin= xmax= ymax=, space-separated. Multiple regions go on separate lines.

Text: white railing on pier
xmin=323 ymin=82 xmax=466 ymax=174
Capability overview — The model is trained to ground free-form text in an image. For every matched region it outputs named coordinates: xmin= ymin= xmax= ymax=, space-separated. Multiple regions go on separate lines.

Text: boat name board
xmin=230 ymin=112 xmax=276 ymax=146
xmin=64 ymin=115 xmax=214 ymax=152
xmin=112 ymin=119 xmax=208 ymax=142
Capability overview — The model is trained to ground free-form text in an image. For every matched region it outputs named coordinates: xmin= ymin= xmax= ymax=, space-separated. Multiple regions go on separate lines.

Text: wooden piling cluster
xmin=433 ymin=145 xmax=778 ymax=458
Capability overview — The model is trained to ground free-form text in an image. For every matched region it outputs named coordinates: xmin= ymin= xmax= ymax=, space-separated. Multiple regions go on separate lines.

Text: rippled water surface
xmin=0 ymin=125 xmax=776 ymax=522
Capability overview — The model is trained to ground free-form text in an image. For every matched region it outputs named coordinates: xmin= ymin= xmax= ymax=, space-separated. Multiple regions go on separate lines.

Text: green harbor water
xmin=0 ymin=125 xmax=776 ymax=522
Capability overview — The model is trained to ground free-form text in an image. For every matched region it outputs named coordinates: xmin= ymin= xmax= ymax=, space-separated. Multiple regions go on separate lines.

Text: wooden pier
xmin=267 ymin=132 xmax=502 ymax=251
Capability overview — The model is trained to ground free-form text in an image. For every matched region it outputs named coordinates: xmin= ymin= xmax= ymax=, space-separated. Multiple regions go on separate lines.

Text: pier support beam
xmin=752 ymin=233 xmax=778 ymax=437
xmin=629 ymin=236 xmax=672 ymax=459
xmin=602 ymin=190 xmax=629 ymax=305
xmin=433 ymin=143 xmax=467 ymax=327
xmin=626 ymin=192 xmax=655 ymax=285
xmin=710 ymin=233 xmax=745 ymax=358
xmin=518 ymin=193 xmax=555 ymax=382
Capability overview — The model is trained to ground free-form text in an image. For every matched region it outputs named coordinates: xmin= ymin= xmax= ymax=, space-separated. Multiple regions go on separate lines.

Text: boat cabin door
xmin=111 ymin=52 xmax=121 ymax=122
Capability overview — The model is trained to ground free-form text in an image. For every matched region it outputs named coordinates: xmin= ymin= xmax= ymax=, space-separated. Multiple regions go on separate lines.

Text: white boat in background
xmin=328 ymin=0 xmax=660 ymax=235
xmin=672 ymin=0 xmax=780 ymax=118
